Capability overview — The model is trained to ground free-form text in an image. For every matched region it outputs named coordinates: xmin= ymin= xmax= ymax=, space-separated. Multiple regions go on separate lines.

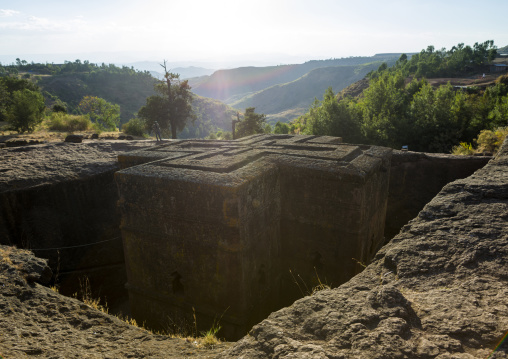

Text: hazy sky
xmin=1 ymin=0 xmax=508 ymax=66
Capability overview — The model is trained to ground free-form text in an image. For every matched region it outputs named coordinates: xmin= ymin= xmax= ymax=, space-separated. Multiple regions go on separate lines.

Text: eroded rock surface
xmin=0 ymin=140 xmax=160 ymax=312
xmin=0 ymin=245 xmax=232 ymax=358
xmin=222 ymin=140 xmax=508 ymax=358
xmin=0 ymin=140 xmax=157 ymax=191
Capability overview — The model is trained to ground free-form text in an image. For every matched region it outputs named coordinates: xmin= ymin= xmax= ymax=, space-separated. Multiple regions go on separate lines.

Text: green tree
xmin=235 ymin=107 xmax=266 ymax=138
xmin=360 ymin=72 xmax=408 ymax=147
xmin=0 ymin=81 xmax=9 ymax=121
xmin=138 ymin=61 xmax=195 ymax=139
xmin=7 ymin=89 xmax=46 ymax=133
xmin=78 ymin=96 xmax=120 ymax=131
xmin=274 ymin=121 xmax=290 ymax=134
xmin=305 ymin=87 xmax=362 ymax=143
xmin=122 ymin=117 xmax=146 ymax=136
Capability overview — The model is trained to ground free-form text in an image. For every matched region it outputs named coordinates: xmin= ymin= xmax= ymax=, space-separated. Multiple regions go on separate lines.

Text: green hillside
xmin=189 ymin=54 xmax=401 ymax=103
xmin=292 ymin=40 xmax=508 ymax=154
xmin=38 ymin=71 xmax=156 ymax=123
xmin=1 ymin=60 xmax=238 ymax=138
xmin=497 ymin=45 xmax=508 ymax=53
xmin=230 ymin=63 xmax=383 ymax=123
xmin=178 ymin=95 xmax=237 ymax=138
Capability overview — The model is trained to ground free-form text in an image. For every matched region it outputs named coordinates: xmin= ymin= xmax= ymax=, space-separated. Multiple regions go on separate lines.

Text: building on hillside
xmin=490 ymin=64 xmax=508 ymax=73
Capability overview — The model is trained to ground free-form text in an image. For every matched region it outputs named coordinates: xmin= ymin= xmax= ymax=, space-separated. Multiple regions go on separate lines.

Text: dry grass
xmin=0 ymin=246 xmax=30 ymax=267
xmin=70 ymin=276 xmax=221 ymax=347
xmin=290 ymin=267 xmax=332 ymax=297
xmin=0 ymin=128 xmax=128 ymax=144
xmin=75 ymin=276 xmax=109 ymax=314
xmin=0 ymin=247 xmax=14 ymax=265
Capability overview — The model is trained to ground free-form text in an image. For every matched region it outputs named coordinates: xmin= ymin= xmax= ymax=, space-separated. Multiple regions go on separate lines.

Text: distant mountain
xmin=498 ymin=45 xmax=508 ymax=54
xmin=230 ymin=63 xmax=385 ymax=123
xmin=147 ymin=67 xmax=215 ymax=80
xmin=189 ymin=54 xmax=403 ymax=104
xmin=117 ymin=61 xmax=215 ymax=79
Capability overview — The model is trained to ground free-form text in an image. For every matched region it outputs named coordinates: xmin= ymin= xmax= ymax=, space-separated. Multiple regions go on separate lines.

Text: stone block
xmin=116 ymin=135 xmax=392 ymax=339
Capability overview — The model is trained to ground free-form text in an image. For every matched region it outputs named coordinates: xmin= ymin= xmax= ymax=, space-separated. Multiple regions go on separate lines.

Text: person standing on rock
xmin=152 ymin=121 xmax=162 ymax=142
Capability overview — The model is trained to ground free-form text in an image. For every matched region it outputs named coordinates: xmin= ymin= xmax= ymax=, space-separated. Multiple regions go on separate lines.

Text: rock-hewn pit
xmin=116 ymin=135 xmax=391 ymax=338
xmin=222 ymin=138 xmax=508 ymax=358
xmin=0 ymin=135 xmax=504 ymax=358
xmin=0 ymin=140 xmax=157 ymax=309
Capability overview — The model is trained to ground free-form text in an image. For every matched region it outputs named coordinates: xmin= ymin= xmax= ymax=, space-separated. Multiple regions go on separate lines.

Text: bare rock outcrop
xmin=222 ymin=140 xmax=508 ymax=358
xmin=0 ymin=140 xmax=160 ymax=312
xmin=0 ymin=245 xmax=232 ymax=358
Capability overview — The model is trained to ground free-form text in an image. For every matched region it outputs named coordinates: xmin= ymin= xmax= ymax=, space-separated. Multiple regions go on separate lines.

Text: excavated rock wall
xmin=0 ymin=173 xmax=126 ymax=306
xmin=0 ymin=138 xmax=493 ymax=342
xmin=386 ymin=151 xmax=490 ymax=240
xmin=116 ymin=135 xmax=392 ymax=339
xmin=222 ymin=139 xmax=508 ymax=358
xmin=0 ymin=141 xmax=156 ymax=310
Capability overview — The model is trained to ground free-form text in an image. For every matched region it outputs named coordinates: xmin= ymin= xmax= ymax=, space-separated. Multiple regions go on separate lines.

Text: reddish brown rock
xmin=221 ymin=139 xmax=508 ymax=358
xmin=116 ymin=135 xmax=392 ymax=339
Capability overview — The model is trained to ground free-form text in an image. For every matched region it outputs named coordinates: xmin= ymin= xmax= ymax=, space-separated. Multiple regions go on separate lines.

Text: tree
xmin=78 ymin=96 xmax=120 ymax=131
xmin=0 ymin=81 xmax=9 ymax=122
xmin=138 ymin=61 xmax=195 ymax=139
xmin=7 ymin=89 xmax=46 ymax=133
xmin=235 ymin=107 xmax=266 ymax=138
xmin=302 ymin=87 xmax=362 ymax=143
xmin=274 ymin=121 xmax=290 ymax=134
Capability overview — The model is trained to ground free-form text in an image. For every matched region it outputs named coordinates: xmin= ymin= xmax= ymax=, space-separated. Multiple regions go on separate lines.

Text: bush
xmin=52 ymin=103 xmax=67 ymax=113
xmin=47 ymin=112 xmax=92 ymax=132
xmin=452 ymin=126 xmax=508 ymax=155
xmin=122 ymin=117 xmax=146 ymax=137
xmin=477 ymin=127 xmax=508 ymax=153
xmin=78 ymin=96 xmax=120 ymax=131
xmin=451 ymin=142 xmax=475 ymax=155
xmin=7 ymin=89 xmax=46 ymax=133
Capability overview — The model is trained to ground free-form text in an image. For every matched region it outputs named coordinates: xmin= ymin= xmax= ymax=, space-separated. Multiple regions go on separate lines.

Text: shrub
xmin=7 ymin=89 xmax=46 ymax=133
xmin=122 ymin=117 xmax=146 ymax=137
xmin=78 ymin=96 xmax=120 ymax=131
xmin=477 ymin=127 xmax=508 ymax=154
xmin=47 ymin=112 xmax=92 ymax=132
xmin=52 ymin=103 xmax=67 ymax=113
xmin=222 ymin=131 xmax=233 ymax=140
xmin=452 ymin=126 xmax=508 ymax=155
xmin=451 ymin=142 xmax=475 ymax=155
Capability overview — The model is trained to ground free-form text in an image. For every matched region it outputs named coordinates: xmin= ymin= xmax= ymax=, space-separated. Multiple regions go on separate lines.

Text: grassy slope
xmin=230 ymin=62 xmax=384 ymax=123
xmin=36 ymin=72 xmax=237 ymax=135
xmin=189 ymin=55 xmax=402 ymax=103
xmin=38 ymin=73 xmax=156 ymax=124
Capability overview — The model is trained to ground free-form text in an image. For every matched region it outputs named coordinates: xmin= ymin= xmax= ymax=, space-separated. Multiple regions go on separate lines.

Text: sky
xmin=1 ymin=0 xmax=508 ymax=68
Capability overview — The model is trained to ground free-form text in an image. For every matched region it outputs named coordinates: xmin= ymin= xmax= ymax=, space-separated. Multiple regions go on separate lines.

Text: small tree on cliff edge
xmin=138 ymin=61 xmax=195 ymax=139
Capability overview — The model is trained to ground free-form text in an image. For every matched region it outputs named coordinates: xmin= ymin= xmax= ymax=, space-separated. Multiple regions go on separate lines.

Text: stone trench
xmin=0 ymin=135 xmax=491 ymax=341
xmin=114 ymin=134 xmax=490 ymax=340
